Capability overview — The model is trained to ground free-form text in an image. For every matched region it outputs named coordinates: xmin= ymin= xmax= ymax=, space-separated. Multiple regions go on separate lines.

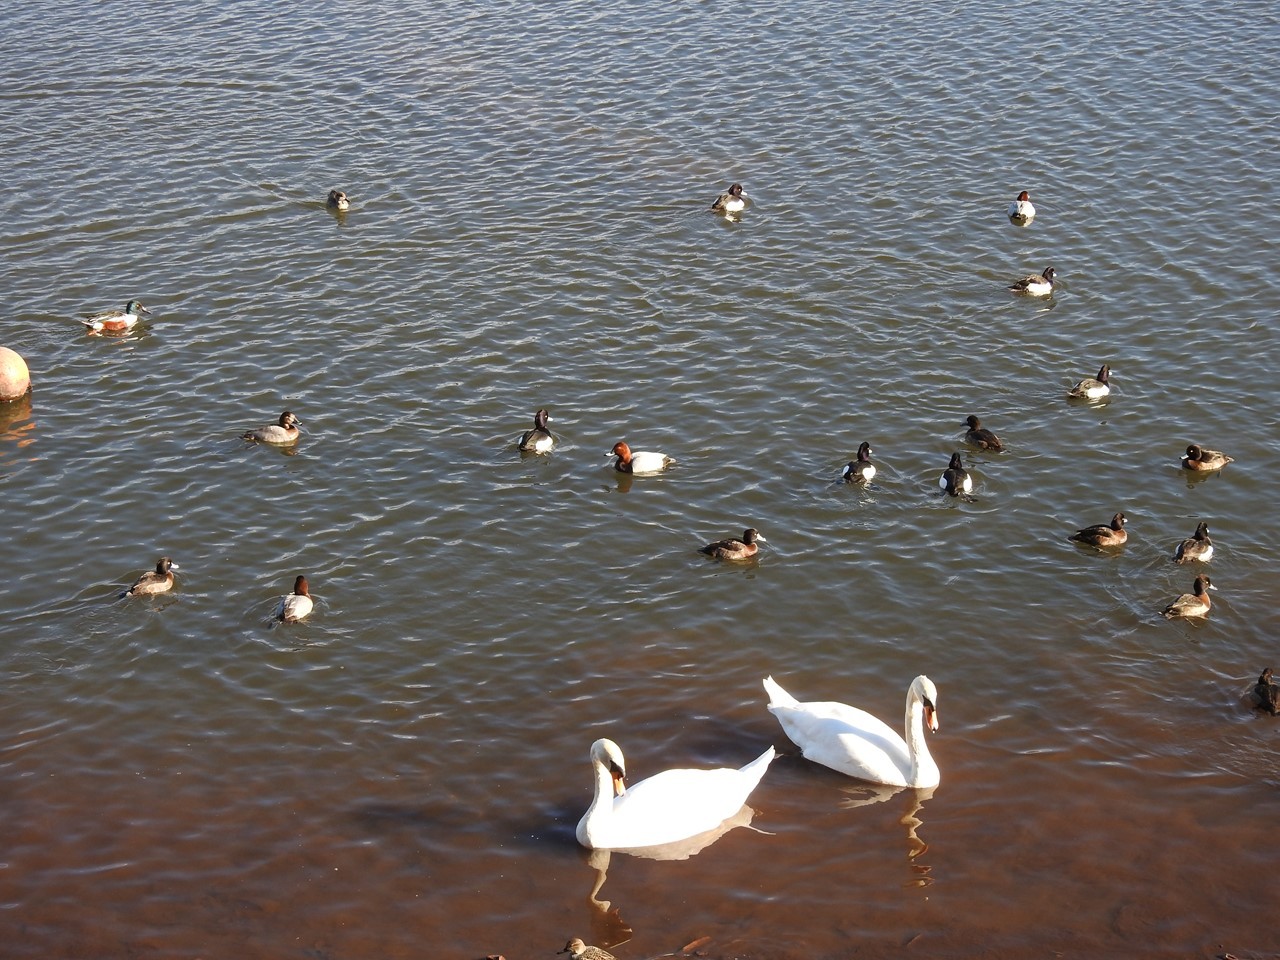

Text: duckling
xmin=699 ymin=528 xmax=767 ymax=560
xmin=123 ymin=556 xmax=178 ymax=598
xmin=1009 ymin=266 xmax=1056 ymax=296
xmin=518 ymin=408 xmax=554 ymax=453
xmin=711 ymin=182 xmax=746 ymax=214
xmin=326 ymin=189 xmax=350 ymax=210
xmin=1162 ymin=574 xmax=1214 ymax=619
xmin=939 ymin=452 xmax=972 ymax=496
xmin=1172 ymin=521 xmax=1213 ymax=563
xmin=842 ymin=441 xmax=876 ymax=483
xmin=1069 ymin=512 xmax=1127 ymax=549
xmin=964 ymin=415 xmax=1004 ymax=451
xmin=1182 ymin=444 xmax=1233 ymax=472
xmin=276 ymin=575 xmax=313 ymax=622
xmin=1008 ymin=190 xmax=1036 ymax=224
xmin=1254 ymin=668 xmax=1278 ymax=716
xmin=242 ymin=410 xmax=302 ymax=445
xmin=1068 ymin=364 xmax=1111 ymax=400
xmin=80 ymin=300 xmax=151 ymax=334
xmin=607 ymin=441 xmax=674 ymax=475
xmin=559 ymin=938 xmax=616 ymax=960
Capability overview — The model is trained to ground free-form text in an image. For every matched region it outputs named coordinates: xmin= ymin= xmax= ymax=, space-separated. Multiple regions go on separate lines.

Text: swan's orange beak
xmin=611 ymin=769 xmax=626 ymax=797
xmin=924 ymin=703 xmax=939 ymax=733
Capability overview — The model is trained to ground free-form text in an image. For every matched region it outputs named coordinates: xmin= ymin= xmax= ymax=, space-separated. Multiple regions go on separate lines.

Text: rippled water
xmin=2 ymin=1 xmax=1278 ymax=957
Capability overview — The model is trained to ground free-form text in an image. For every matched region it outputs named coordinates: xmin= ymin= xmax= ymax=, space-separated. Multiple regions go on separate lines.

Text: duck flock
xmin=75 ymin=182 xmax=1273 ymax=958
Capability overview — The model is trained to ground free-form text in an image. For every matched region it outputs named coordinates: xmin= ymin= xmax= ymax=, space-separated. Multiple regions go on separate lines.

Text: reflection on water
xmin=840 ymin=784 xmax=935 ymax=884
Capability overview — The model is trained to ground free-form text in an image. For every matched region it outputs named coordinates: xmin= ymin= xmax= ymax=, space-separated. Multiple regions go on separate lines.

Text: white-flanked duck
xmin=242 ymin=410 xmax=302 ymax=446
xmin=711 ymin=182 xmax=746 ymax=214
xmin=1008 ymin=190 xmax=1036 ymax=224
xmin=1172 ymin=521 xmax=1213 ymax=563
xmin=1162 ymin=574 xmax=1214 ymax=619
xmin=277 ymin=575 xmax=313 ymax=622
xmin=80 ymin=300 xmax=151 ymax=334
xmin=518 ymin=408 xmax=554 ymax=453
xmin=1069 ymin=511 xmax=1127 ymax=549
xmin=576 ymin=737 xmax=774 ymax=850
xmin=123 ymin=556 xmax=178 ymax=598
xmin=700 ymin=528 xmax=766 ymax=560
xmin=1182 ymin=444 xmax=1233 ymax=472
xmin=842 ymin=441 xmax=876 ymax=483
xmin=939 ymin=452 xmax=972 ymax=496
xmin=1009 ymin=266 xmax=1056 ymax=296
xmin=607 ymin=441 xmax=674 ymax=476
xmin=763 ymin=674 xmax=941 ymax=788
xmin=1068 ymin=364 xmax=1112 ymax=400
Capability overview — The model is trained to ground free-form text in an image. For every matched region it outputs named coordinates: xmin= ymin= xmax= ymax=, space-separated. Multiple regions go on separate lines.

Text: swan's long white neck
xmin=904 ymin=692 xmax=939 ymax=788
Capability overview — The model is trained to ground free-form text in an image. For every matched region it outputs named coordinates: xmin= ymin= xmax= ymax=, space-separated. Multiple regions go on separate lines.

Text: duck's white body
xmin=763 ymin=675 xmax=940 ymax=788
xmin=277 ymin=593 xmax=313 ymax=622
xmin=576 ymin=738 xmax=774 ymax=850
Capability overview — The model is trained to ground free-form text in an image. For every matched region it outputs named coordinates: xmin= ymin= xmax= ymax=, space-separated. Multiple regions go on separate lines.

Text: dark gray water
xmin=2 ymin=2 xmax=1277 ymax=957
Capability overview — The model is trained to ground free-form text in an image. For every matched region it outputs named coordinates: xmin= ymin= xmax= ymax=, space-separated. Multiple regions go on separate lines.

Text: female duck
xmin=80 ymin=300 xmax=150 ymax=334
xmin=842 ymin=441 xmax=876 ymax=483
xmin=1172 ymin=521 xmax=1213 ymax=563
xmin=1182 ymin=444 xmax=1233 ymax=472
xmin=763 ymin=674 xmax=941 ymax=788
xmin=1162 ymin=574 xmax=1214 ymax=619
xmin=1255 ymin=668 xmax=1277 ymax=716
xmin=1009 ymin=266 xmax=1056 ymax=296
xmin=607 ymin=441 xmax=674 ymax=475
xmin=123 ymin=556 xmax=178 ymax=598
xmin=242 ymin=410 xmax=302 ymax=445
xmin=939 ymin=452 xmax=972 ymax=496
xmin=711 ymin=183 xmax=747 ymax=214
xmin=277 ymin=575 xmax=313 ymax=622
xmin=1068 ymin=364 xmax=1111 ymax=400
xmin=518 ymin=408 xmax=554 ymax=453
xmin=559 ymin=939 xmax=616 ymax=960
xmin=964 ymin=415 xmax=1004 ymax=451
xmin=576 ymin=737 xmax=774 ymax=850
xmin=700 ymin=528 xmax=766 ymax=560
xmin=1069 ymin=511 xmax=1127 ymax=548
xmin=326 ymin=189 xmax=350 ymax=210
xmin=1008 ymin=190 xmax=1036 ymax=224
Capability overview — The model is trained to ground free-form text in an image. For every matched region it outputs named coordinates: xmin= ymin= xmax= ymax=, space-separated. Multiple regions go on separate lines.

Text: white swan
xmin=763 ymin=675 xmax=940 ymax=788
xmin=576 ymin=738 xmax=774 ymax=850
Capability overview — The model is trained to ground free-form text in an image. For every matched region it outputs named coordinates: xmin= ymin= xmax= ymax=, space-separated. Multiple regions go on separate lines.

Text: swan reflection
xmin=839 ymin=784 xmax=937 ymax=883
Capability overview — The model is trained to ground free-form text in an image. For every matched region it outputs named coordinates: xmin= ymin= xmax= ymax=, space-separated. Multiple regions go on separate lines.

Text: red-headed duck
xmin=1162 ymin=574 xmax=1214 ymax=619
xmin=1008 ymin=190 xmax=1036 ymax=224
xmin=242 ymin=410 xmax=302 ymax=445
xmin=607 ymin=441 xmax=674 ymax=475
xmin=277 ymin=574 xmax=313 ymax=622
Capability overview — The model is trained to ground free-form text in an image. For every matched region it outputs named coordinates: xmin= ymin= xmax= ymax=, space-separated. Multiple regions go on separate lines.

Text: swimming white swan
xmin=576 ymin=737 xmax=774 ymax=850
xmin=763 ymin=674 xmax=940 ymax=788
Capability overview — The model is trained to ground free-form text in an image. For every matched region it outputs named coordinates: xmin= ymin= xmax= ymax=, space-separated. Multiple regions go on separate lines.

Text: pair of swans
xmin=577 ymin=674 xmax=939 ymax=850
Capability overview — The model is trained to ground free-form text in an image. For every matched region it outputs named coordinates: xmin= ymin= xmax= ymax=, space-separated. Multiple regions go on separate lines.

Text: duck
xmin=607 ymin=441 xmax=674 ymax=475
xmin=1172 ymin=521 xmax=1213 ymax=563
xmin=939 ymin=452 xmax=972 ymax=496
xmin=1009 ymin=266 xmax=1056 ymax=296
xmin=559 ymin=939 xmax=616 ymax=960
xmin=1162 ymin=574 xmax=1214 ymax=619
xmin=842 ymin=441 xmax=876 ymax=483
xmin=276 ymin=575 xmax=313 ymax=622
xmin=242 ymin=410 xmax=302 ymax=445
xmin=700 ymin=528 xmax=766 ymax=560
xmin=1069 ymin=511 xmax=1127 ymax=549
xmin=1182 ymin=444 xmax=1233 ymax=472
xmin=326 ymin=189 xmax=350 ymax=210
xmin=1254 ymin=668 xmax=1278 ymax=716
xmin=711 ymin=182 xmax=746 ymax=214
xmin=964 ymin=415 xmax=1004 ymax=451
xmin=518 ymin=408 xmax=554 ymax=453
xmin=1068 ymin=364 xmax=1112 ymax=400
xmin=79 ymin=300 xmax=150 ymax=334
xmin=576 ymin=737 xmax=774 ymax=850
xmin=123 ymin=556 xmax=178 ymax=598
xmin=763 ymin=674 xmax=940 ymax=788
xmin=1008 ymin=190 xmax=1036 ymax=224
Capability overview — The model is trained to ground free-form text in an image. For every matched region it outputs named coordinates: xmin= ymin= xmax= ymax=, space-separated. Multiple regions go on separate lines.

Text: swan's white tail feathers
xmin=762 ymin=675 xmax=798 ymax=709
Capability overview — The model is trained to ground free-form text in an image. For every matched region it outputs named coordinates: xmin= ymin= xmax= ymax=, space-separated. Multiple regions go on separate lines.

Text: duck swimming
xmin=842 ymin=441 xmax=876 ymax=483
xmin=559 ymin=939 xmax=616 ymax=960
xmin=1172 ymin=521 xmax=1213 ymax=563
xmin=964 ymin=415 xmax=1004 ymax=451
xmin=763 ymin=674 xmax=941 ymax=788
xmin=711 ymin=182 xmax=746 ymax=214
xmin=1162 ymin=574 xmax=1214 ymax=619
xmin=1255 ymin=668 xmax=1278 ymax=716
xmin=1009 ymin=266 xmax=1056 ymax=296
xmin=242 ymin=410 xmax=302 ymax=445
xmin=326 ymin=189 xmax=350 ymax=210
xmin=277 ymin=575 xmax=313 ymax=622
xmin=518 ymin=408 xmax=554 ymax=453
xmin=699 ymin=528 xmax=766 ymax=560
xmin=607 ymin=441 xmax=674 ymax=475
xmin=939 ymin=452 xmax=972 ymax=496
xmin=576 ymin=737 xmax=774 ymax=850
xmin=1182 ymin=444 xmax=1233 ymax=472
xmin=123 ymin=556 xmax=178 ymax=598
xmin=1008 ymin=190 xmax=1036 ymax=224
xmin=80 ymin=300 xmax=151 ymax=334
xmin=1069 ymin=511 xmax=1127 ymax=549
xmin=1068 ymin=364 xmax=1111 ymax=400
